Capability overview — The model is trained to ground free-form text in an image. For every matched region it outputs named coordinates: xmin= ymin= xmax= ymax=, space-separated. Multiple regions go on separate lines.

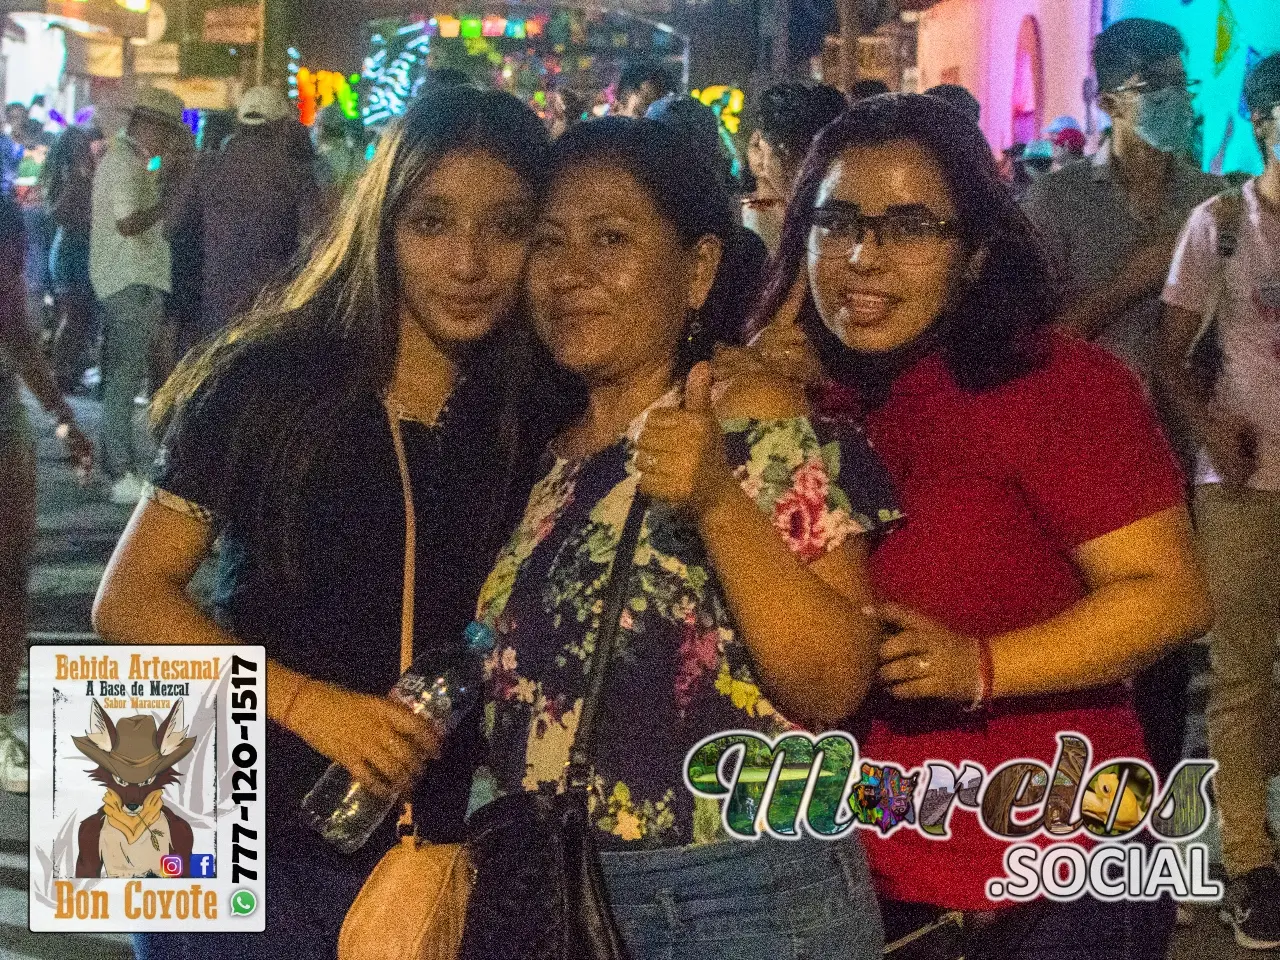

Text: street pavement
xmin=0 ymin=391 xmax=1277 ymax=959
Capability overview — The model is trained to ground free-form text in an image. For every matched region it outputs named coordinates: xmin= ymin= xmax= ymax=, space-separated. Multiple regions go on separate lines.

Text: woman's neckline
xmin=549 ymin=384 xmax=682 ymax=463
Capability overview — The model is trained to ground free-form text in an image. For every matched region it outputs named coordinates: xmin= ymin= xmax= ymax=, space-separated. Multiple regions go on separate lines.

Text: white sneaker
xmin=109 ymin=472 xmax=147 ymax=505
xmin=0 ymin=721 xmax=28 ymax=794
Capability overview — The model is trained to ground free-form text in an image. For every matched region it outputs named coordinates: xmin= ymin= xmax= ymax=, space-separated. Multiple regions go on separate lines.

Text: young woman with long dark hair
xmin=42 ymin=125 xmax=101 ymax=391
xmin=465 ymin=117 xmax=897 ymax=960
xmin=93 ymin=87 xmax=559 ymax=960
xmin=751 ymin=94 xmax=1211 ymax=958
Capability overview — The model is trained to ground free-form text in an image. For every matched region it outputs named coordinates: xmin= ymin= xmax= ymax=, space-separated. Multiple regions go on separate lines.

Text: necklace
xmin=384 ymin=374 xmax=464 ymax=428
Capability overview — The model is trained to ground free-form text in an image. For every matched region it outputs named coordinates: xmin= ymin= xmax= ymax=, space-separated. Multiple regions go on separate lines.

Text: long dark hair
xmin=753 ymin=93 xmax=1057 ymax=399
xmin=153 ymin=87 xmax=552 ymax=583
xmin=549 ymin=117 xmax=740 ymax=368
xmin=41 ymin=125 xmax=95 ymax=206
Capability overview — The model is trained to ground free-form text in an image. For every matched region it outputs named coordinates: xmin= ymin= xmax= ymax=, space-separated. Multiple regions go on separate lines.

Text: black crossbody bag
xmin=457 ymin=494 xmax=650 ymax=960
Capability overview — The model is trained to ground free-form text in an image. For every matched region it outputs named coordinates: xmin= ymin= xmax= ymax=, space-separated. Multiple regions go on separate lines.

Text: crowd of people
xmin=0 ymin=12 xmax=1277 ymax=960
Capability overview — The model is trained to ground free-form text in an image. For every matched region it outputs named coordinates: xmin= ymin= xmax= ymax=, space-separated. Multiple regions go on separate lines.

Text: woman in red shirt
xmin=750 ymin=94 xmax=1211 ymax=957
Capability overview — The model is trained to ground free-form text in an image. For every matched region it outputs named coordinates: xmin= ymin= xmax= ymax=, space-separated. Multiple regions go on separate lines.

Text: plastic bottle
xmin=300 ymin=622 xmax=495 ymax=853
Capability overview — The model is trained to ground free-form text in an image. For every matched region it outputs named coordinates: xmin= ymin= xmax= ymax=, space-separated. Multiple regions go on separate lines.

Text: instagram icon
xmin=159 ymin=855 xmax=183 ymax=878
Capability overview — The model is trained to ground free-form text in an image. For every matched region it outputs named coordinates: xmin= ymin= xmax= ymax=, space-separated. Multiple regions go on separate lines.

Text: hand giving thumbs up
xmin=635 ymin=362 xmax=740 ymax=516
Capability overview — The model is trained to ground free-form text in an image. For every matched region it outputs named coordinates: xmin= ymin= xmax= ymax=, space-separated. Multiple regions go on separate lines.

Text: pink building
xmin=910 ymin=0 xmax=1104 ymax=152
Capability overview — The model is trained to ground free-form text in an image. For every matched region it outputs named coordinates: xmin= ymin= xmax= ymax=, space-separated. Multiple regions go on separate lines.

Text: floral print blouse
xmin=468 ymin=391 xmax=901 ymax=849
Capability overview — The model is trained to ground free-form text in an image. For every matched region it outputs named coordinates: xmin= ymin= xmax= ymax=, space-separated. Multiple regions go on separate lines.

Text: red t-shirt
xmin=827 ymin=333 xmax=1185 ymax=911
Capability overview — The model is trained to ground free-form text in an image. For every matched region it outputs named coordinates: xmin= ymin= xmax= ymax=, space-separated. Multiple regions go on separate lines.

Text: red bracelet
xmin=963 ymin=637 xmax=994 ymax=714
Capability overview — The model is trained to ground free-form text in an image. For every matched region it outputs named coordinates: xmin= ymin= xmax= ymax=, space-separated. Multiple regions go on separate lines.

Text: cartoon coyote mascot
xmin=72 ymin=698 xmax=196 ymax=878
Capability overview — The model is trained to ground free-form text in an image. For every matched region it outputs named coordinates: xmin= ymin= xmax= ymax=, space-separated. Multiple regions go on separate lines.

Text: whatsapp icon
xmin=230 ymin=889 xmax=258 ymax=917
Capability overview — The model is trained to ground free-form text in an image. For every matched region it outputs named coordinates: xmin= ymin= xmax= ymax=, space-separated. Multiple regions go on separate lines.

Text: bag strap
xmin=387 ymin=409 xmax=418 ymax=832
xmin=1206 ymin=186 xmax=1246 ymax=325
xmin=1187 ymin=186 xmax=1246 ymax=395
xmin=387 ymin=410 xmax=417 ymax=674
xmin=1213 ymin=186 xmax=1245 ymax=259
xmin=565 ymin=485 xmax=650 ymax=790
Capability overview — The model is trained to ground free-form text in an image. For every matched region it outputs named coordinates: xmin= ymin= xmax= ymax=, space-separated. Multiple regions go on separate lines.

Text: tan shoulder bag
xmin=337 ymin=409 xmax=474 ymax=960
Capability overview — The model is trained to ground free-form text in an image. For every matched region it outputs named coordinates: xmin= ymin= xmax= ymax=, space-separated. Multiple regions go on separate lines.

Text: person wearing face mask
xmin=1157 ymin=53 xmax=1280 ymax=952
xmin=1021 ymin=17 xmax=1220 ymax=789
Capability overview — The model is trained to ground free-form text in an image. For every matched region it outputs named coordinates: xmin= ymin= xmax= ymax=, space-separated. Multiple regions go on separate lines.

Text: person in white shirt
xmin=89 ymin=87 xmax=187 ymax=504
xmin=1159 ymin=53 xmax=1280 ymax=952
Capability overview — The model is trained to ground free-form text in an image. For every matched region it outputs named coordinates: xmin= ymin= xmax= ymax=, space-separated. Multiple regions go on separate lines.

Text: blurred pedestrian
xmin=15 ymin=118 xmax=54 ymax=337
xmin=547 ymin=86 xmax=589 ymax=139
xmin=614 ymin=57 xmax=678 ymax=118
xmin=1046 ymin=114 xmax=1087 ymax=168
xmin=1022 ymin=18 xmax=1222 ymax=781
xmin=0 ymin=187 xmax=93 ymax=795
xmin=743 ymin=82 xmax=845 ymax=253
xmin=1 ymin=103 xmax=27 ymax=196
xmin=43 ymin=125 xmax=102 ymax=391
xmin=1010 ymin=139 xmax=1054 ymax=200
xmin=168 ymin=86 xmax=318 ymax=347
xmin=89 ymin=86 xmax=189 ymax=505
xmin=1158 ymin=52 xmax=1280 ymax=952
xmin=923 ymin=82 xmax=980 ymax=123
xmin=850 ymin=78 xmax=890 ymax=100
xmin=312 ymin=102 xmax=365 ymax=219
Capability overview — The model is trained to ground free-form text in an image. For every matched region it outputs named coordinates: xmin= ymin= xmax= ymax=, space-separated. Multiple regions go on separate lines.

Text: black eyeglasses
xmin=808 ymin=205 xmax=962 ymax=266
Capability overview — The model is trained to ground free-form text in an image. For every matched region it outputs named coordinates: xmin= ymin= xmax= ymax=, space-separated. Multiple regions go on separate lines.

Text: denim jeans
xmin=598 ymin=837 xmax=884 ymax=960
xmin=131 ymin=844 xmax=369 ymax=960
xmin=99 ymin=284 xmax=162 ymax=479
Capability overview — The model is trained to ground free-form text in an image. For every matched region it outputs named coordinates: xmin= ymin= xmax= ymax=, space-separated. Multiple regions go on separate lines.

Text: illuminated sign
xmin=694 ymin=85 xmax=744 ymax=134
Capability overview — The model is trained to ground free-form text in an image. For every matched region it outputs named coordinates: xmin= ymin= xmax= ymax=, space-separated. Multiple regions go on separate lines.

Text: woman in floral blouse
xmin=466 ymin=117 xmax=900 ymax=959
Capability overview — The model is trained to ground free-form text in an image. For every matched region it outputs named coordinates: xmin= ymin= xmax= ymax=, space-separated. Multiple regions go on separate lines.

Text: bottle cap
xmin=464 ymin=620 xmax=496 ymax=654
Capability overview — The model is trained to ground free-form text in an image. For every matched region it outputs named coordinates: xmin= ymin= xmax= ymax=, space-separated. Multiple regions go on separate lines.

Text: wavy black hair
xmin=751 ymin=82 xmax=846 ymax=174
xmin=751 ymin=93 xmax=1058 ymax=401
xmin=549 ymin=117 xmax=740 ymax=367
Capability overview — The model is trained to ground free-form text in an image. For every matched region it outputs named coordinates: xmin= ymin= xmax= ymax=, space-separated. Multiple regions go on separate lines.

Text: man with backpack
xmin=1159 ymin=52 xmax=1280 ymax=952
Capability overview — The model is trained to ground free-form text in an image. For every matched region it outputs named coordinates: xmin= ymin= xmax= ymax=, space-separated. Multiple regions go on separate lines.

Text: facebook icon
xmin=191 ymin=854 xmax=216 ymax=878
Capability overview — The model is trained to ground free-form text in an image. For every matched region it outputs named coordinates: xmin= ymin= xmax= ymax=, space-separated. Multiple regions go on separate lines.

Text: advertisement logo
xmin=159 ymin=855 xmax=183 ymax=878
xmin=190 ymin=854 xmax=215 ymax=878
xmin=230 ymin=889 xmax=258 ymax=917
